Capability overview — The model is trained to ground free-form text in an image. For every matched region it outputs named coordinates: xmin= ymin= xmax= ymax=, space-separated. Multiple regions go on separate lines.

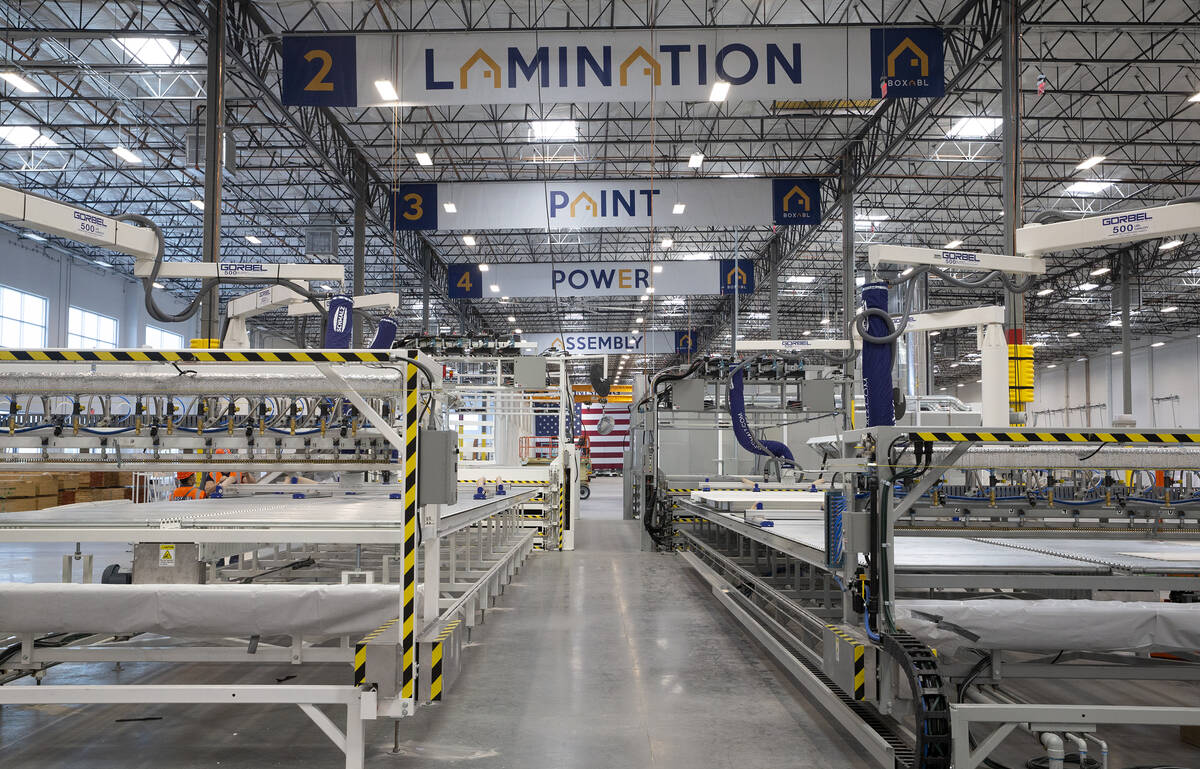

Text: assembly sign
xmin=281 ymin=27 xmax=944 ymax=107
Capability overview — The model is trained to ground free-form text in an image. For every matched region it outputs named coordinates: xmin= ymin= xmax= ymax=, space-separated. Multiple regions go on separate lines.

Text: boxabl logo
xmin=869 ymin=27 xmax=944 ymax=99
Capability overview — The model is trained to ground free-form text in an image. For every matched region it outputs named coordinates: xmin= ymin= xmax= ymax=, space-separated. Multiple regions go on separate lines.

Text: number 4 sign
xmin=281 ymin=36 xmax=358 ymax=107
xmin=447 ymin=264 xmax=482 ymax=298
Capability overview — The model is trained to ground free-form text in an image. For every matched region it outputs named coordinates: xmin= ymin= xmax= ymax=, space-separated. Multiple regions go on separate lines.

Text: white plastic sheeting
xmin=897 ymin=599 xmax=1200 ymax=654
xmin=0 ymin=583 xmax=420 ymax=637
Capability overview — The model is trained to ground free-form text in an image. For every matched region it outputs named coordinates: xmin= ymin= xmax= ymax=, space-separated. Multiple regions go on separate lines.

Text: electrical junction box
xmin=418 ymin=429 xmax=459 ymax=505
xmin=132 ymin=542 xmax=206 ymax=584
xmin=673 ymin=379 xmax=706 ymax=411
xmin=802 ymin=379 xmax=836 ymax=412
xmin=513 ymin=357 xmax=548 ymax=388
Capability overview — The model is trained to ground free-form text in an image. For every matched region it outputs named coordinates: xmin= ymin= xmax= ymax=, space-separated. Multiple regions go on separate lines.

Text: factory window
xmin=67 ymin=307 xmax=118 ymax=349
xmin=145 ymin=325 xmax=184 ymax=349
xmin=0 ymin=285 xmax=48 ymax=348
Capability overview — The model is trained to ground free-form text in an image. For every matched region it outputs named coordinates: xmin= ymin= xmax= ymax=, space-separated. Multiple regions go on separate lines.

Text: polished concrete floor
xmin=0 ymin=478 xmax=870 ymax=767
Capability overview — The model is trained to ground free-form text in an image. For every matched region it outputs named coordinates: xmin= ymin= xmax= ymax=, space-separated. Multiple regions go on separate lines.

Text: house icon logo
xmin=772 ymin=178 xmax=821 ymax=225
xmin=719 ymin=259 xmax=755 ymax=295
xmin=887 ymin=37 xmax=929 ymax=78
xmin=870 ymin=27 xmax=944 ymax=99
xmin=782 ymin=185 xmax=812 ymax=213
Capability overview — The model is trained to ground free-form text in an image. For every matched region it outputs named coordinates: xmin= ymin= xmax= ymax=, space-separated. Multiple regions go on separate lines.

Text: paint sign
xmin=448 ymin=260 xmax=753 ymax=298
xmin=391 ymin=178 xmax=821 ymax=231
xmin=282 ymin=27 xmax=943 ymax=106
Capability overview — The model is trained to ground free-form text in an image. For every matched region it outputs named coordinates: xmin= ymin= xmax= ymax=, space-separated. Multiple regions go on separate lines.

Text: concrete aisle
xmin=0 ymin=479 xmax=869 ymax=768
xmin=380 ymin=477 xmax=868 ymax=768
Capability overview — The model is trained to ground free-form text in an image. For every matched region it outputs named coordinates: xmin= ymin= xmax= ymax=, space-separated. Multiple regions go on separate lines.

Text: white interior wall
xmin=953 ymin=334 xmax=1200 ymax=429
xmin=1 ymin=229 xmax=196 ymax=347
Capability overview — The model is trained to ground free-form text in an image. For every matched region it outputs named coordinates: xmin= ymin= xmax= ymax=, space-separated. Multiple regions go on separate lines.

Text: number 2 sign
xmin=281 ymin=36 xmax=358 ymax=107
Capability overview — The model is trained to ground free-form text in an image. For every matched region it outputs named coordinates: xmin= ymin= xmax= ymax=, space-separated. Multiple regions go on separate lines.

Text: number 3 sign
xmin=281 ymin=36 xmax=358 ymax=107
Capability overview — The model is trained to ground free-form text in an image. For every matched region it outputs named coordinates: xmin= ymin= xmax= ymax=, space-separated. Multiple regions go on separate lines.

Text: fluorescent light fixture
xmin=957 ymin=382 xmax=966 ymax=388
xmin=489 ymin=284 xmax=500 ymax=293
xmin=636 ymin=317 xmax=644 ymax=323
xmin=719 ymin=172 xmax=758 ymax=178
xmin=462 ymin=235 xmax=477 ymax=246
xmin=94 ymin=260 xmax=112 ymax=268
xmin=115 ymin=37 xmax=180 ymax=66
xmin=900 ymin=267 xmax=913 ymax=277
xmin=688 ymin=153 xmax=704 ymax=169
xmin=501 ymin=296 xmax=509 ymax=300
xmin=477 ymin=263 xmax=489 ymax=272
xmin=1089 ymin=266 xmax=1110 ymax=276
xmin=681 ymin=252 xmax=711 ymax=261
xmin=709 ymin=80 xmax=730 ymax=102
xmin=661 ymin=238 xmax=673 ymax=249
xmin=1077 ymin=282 xmax=1098 ymax=291
xmin=20 ymin=232 xmax=46 ymax=242
xmin=528 ymin=120 xmax=578 ymax=142
xmin=820 ymin=318 xmax=830 ymax=325
xmin=1076 ymin=357 xmax=1086 ymax=362
xmin=928 ymin=330 xmax=940 ymax=337
xmin=1067 ymin=331 xmax=1081 ymax=337
xmin=0 ymin=126 xmax=56 ymax=148
xmin=946 ymin=117 xmax=1003 ymax=139
xmin=938 ymin=387 xmax=947 ymax=392
xmin=1160 ymin=239 xmax=1183 ymax=251
xmin=653 ymin=265 xmax=663 ymax=273
xmin=856 ymin=276 xmax=865 ymax=286
xmin=152 ymin=281 xmax=165 ymax=289
xmin=803 ymin=330 xmax=812 ymax=336
xmin=1031 ymin=341 xmax=1044 ymax=347
xmin=514 ymin=328 xmax=522 ymax=334
xmin=949 ymin=362 xmax=959 ymax=368
xmin=443 ymin=202 xmax=457 ymax=213
xmin=374 ymin=80 xmax=399 ymax=101
xmin=1075 ymin=155 xmax=1106 ymax=171
xmin=1189 ymin=91 xmax=1200 ymax=103
xmin=507 ymin=316 xmax=516 ymax=323
xmin=645 ymin=286 xmax=655 ymax=294
xmin=1112 ymin=350 xmax=1122 ymax=356
xmin=189 ymin=199 xmax=204 ymax=210
xmin=1162 ymin=305 xmax=1179 ymax=313
xmin=787 ymin=275 xmax=817 ymax=283
xmin=1152 ymin=341 xmax=1166 ymax=348
xmin=1107 ymin=319 xmax=1122 ymax=327
xmin=414 ymin=151 xmax=432 ymax=166
xmin=1064 ymin=180 xmax=1113 ymax=196
xmin=639 ymin=294 xmax=649 ymax=302
xmin=1048 ymin=363 xmax=1057 ymax=369
xmin=672 ymin=203 xmax=686 ymax=215
xmin=245 ymin=235 xmax=261 ymax=245
xmin=1036 ymin=288 xmax=1053 ymax=296
xmin=0 ymin=72 xmax=38 ymax=94
xmin=944 ymin=239 xmax=964 ymax=249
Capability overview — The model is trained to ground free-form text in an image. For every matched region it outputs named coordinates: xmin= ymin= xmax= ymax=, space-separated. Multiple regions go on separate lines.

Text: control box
xmin=418 ymin=429 xmax=459 ymax=505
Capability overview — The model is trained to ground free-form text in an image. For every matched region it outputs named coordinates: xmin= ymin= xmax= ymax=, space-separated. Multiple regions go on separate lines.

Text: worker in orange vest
xmin=171 ymin=471 xmax=207 ymax=500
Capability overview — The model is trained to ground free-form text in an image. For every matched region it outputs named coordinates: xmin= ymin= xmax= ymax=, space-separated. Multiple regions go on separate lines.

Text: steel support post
xmin=840 ymin=153 xmax=855 ymax=432
xmin=1001 ymin=0 xmax=1024 ymax=354
xmin=421 ymin=245 xmax=432 ymax=334
xmin=1118 ymin=250 xmax=1134 ymax=424
xmin=352 ymin=156 xmax=367 ymax=347
xmin=768 ymin=240 xmax=780 ymax=339
xmin=199 ymin=0 xmax=226 ymax=344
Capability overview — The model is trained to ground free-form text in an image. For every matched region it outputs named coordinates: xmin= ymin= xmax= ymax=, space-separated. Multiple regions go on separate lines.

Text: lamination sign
xmin=281 ymin=27 xmax=943 ymax=107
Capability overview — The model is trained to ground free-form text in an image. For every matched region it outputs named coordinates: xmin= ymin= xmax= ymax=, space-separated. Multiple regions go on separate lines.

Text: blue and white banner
xmin=448 ymin=259 xmax=753 ymax=298
xmin=392 ymin=178 xmax=820 ymax=231
xmin=281 ymin=27 xmax=942 ymax=107
xmin=522 ymin=332 xmax=676 ymax=355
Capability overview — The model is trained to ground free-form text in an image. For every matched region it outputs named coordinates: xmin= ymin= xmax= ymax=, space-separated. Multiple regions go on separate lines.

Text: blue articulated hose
xmin=728 ymin=368 xmax=795 ymax=465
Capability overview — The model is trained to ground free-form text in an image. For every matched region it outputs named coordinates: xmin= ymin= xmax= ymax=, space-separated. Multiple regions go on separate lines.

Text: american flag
xmin=534 ymin=414 xmax=559 ymax=437
xmin=576 ymin=403 xmax=631 ymax=472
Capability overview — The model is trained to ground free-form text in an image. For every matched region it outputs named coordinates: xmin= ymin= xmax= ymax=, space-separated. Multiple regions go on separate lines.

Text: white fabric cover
xmin=897 ymin=599 xmax=1200 ymax=654
xmin=0 ymin=583 xmax=418 ymax=637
